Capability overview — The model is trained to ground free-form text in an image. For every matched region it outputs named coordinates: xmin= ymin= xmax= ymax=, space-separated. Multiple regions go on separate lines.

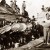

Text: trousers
xmin=43 ymin=27 xmax=50 ymax=43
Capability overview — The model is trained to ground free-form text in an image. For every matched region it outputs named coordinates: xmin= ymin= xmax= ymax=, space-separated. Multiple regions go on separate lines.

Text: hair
xmin=46 ymin=13 xmax=49 ymax=16
xmin=23 ymin=1 xmax=25 ymax=2
xmin=33 ymin=16 xmax=34 ymax=18
xmin=48 ymin=8 xmax=50 ymax=12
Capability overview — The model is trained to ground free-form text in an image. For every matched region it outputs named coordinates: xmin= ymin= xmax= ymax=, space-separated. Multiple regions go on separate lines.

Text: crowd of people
xmin=0 ymin=0 xmax=45 ymax=50
xmin=0 ymin=16 xmax=44 ymax=50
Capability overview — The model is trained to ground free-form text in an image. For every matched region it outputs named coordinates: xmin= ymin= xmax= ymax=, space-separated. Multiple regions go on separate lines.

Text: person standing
xmin=22 ymin=1 xmax=26 ymax=15
xmin=43 ymin=13 xmax=50 ymax=45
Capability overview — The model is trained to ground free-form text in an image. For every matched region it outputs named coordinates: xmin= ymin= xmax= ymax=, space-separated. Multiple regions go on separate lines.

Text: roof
xmin=0 ymin=0 xmax=20 ymax=15
xmin=0 ymin=6 xmax=12 ymax=14
xmin=5 ymin=4 xmax=16 ymax=14
xmin=0 ymin=2 xmax=23 ymax=22
xmin=0 ymin=3 xmax=15 ymax=14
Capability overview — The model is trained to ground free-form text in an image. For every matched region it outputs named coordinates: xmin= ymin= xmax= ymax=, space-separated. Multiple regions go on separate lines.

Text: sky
xmin=0 ymin=0 xmax=50 ymax=19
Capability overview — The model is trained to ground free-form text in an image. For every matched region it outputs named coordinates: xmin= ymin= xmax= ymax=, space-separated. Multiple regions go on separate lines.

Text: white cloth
xmin=36 ymin=15 xmax=50 ymax=43
xmin=22 ymin=2 xmax=26 ymax=9
xmin=42 ymin=19 xmax=50 ymax=43
xmin=11 ymin=23 xmax=20 ymax=31
xmin=0 ymin=25 xmax=11 ymax=34
xmin=11 ymin=23 xmax=27 ymax=31
xmin=19 ymin=23 xmax=26 ymax=31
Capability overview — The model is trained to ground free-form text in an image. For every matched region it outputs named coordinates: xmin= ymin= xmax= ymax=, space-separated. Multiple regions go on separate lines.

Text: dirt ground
xmin=5 ymin=37 xmax=50 ymax=50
